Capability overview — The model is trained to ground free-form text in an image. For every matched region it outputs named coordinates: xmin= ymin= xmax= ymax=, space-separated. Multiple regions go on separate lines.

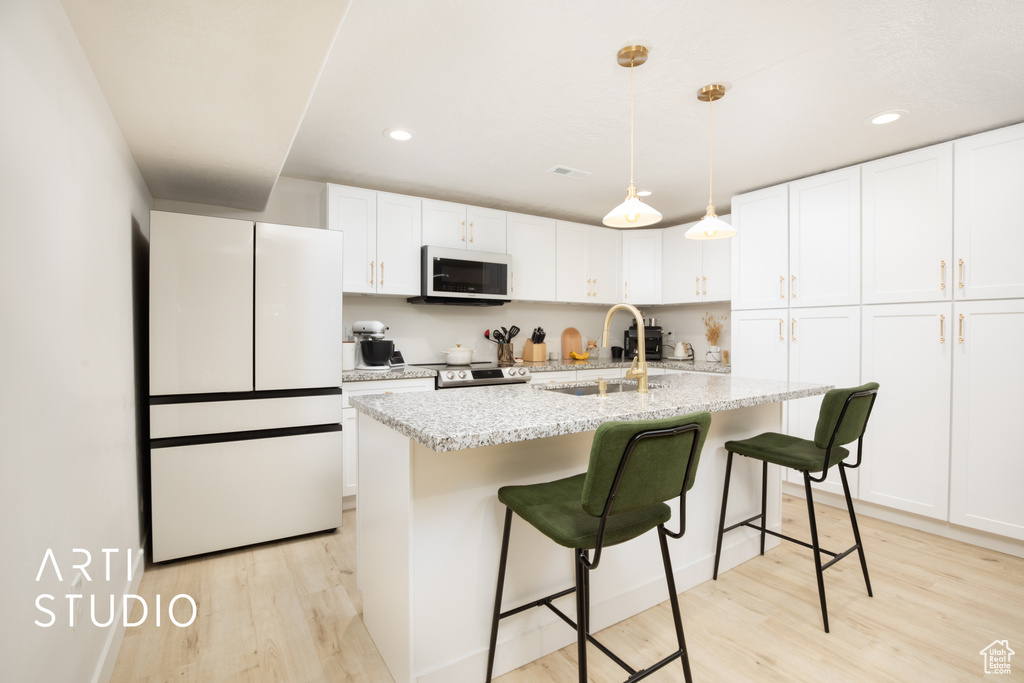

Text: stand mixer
xmin=352 ymin=320 xmax=404 ymax=370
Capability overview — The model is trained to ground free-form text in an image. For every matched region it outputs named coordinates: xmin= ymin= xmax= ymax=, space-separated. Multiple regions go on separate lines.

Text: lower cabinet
xmin=949 ymin=299 xmax=1024 ymax=540
xmin=342 ymin=377 xmax=434 ymax=504
xmin=860 ymin=303 xmax=952 ymax=520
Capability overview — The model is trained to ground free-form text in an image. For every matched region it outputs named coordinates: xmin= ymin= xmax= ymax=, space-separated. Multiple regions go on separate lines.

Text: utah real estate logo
xmin=980 ymin=640 xmax=1014 ymax=675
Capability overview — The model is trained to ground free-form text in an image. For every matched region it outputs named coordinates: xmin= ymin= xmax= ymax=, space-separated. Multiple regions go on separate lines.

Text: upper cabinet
xmin=621 ymin=229 xmax=663 ymax=305
xmin=555 ymin=221 xmax=621 ymax=304
xmin=789 ymin=168 xmax=860 ymax=307
xmin=662 ymin=216 xmax=732 ymax=305
xmin=862 ymin=143 xmax=953 ymax=304
xmin=506 ymin=212 xmax=557 ymax=302
xmin=325 ymin=184 xmax=421 ymax=296
xmin=731 ymin=185 xmax=789 ymax=309
xmin=422 ymin=199 xmax=507 ymax=254
xmin=953 ymin=122 xmax=1024 ymax=300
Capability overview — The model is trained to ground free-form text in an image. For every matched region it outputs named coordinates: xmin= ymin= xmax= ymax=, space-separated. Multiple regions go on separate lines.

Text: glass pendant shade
xmin=603 ymin=185 xmax=663 ymax=228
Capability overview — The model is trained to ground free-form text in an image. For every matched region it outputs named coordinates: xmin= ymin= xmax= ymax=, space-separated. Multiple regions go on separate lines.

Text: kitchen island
xmin=350 ymin=372 xmax=830 ymax=683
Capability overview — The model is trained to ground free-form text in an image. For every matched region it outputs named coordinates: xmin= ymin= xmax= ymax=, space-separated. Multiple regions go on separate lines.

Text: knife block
xmin=522 ymin=341 xmax=547 ymax=362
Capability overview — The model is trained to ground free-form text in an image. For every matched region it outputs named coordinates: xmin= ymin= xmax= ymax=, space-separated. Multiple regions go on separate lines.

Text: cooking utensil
xmin=508 ymin=325 xmax=520 ymax=341
xmin=444 ymin=345 xmax=474 ymax=365
xmin=485 ymin=329 xmax=499 ymax=344
xmin=501 ymin=327 xmax=509 ymax=342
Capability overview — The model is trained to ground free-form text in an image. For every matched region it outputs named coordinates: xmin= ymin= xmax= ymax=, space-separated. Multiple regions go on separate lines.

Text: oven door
xmin=423 ymin=246 xmax=511 ymax=301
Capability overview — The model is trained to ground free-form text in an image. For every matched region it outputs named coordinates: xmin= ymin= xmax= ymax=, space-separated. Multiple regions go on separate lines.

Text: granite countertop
xmin=348 ymin=373 xmax=830 ymax=452
xmin=524 ymin=358 xmax=731 ymax=374
xmin=342 ymin=367 xmax=437 ymax=382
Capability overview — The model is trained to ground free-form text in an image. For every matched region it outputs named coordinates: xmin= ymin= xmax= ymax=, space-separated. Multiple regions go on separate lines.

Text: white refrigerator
xmin=148 ymin=211 xmax=344 ymax=562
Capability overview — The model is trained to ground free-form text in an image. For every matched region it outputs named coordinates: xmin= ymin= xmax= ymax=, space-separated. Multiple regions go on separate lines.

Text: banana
xmin=569 ymin=351 xmax=590 ymax=360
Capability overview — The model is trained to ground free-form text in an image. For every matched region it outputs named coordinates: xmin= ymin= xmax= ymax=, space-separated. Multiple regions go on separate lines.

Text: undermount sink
xmin=538 ymin=380 xmax=663 ymax=396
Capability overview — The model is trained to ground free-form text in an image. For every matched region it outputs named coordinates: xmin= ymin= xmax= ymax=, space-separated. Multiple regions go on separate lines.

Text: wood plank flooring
xmin=111 ymin=496 xmax=1024 ymax=681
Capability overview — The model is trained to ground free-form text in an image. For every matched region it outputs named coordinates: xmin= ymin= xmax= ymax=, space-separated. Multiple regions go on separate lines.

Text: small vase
xmin=707 ymin=345 xmax=722 ymax=362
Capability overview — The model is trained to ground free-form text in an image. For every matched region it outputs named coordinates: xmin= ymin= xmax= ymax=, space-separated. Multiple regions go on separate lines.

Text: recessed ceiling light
xmin=636 ymin=190 xmax=652 ymax=197
xmin=384 ymin=127 xmax=414 ymax=141
xmin=866 ymin=110 xmax=908 ymax=125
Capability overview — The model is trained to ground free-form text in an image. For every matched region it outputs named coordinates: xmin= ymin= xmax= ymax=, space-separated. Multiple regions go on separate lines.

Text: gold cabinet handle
xmin=940 ymin=260 xmax=946 ymax=290
xmin=625 ymin=281 xmax=629 ymax=299
xmin=380 ymin=261 xmax=384 ymax=286
xmin=939 ymin=314 xmax=945 ymax=343
xmin=703 ymin=276 xmax=707 ymax=295
xmin=469 ymin=221 xmax=474 ymax=243
xmin=695 ymin=276 xmax=700 ymax=296
xmin=461 ymin=220 xmax=466 ymax=242
xmin=511 ymin=271 xmax=514 ymax=294
xmin=586 ymin=278 xmax=592 ymax=296
xmin=593 ymin=278 xmax=597 ymax=296
xmin=778 ymin=318 xmax=783 ymax=342
xmin=958 ymin=313 xmax=964 ymax=344
xmin=779 ymin=275 xmax=785 ymax=299
xmin=958 ymin=258 xmax=965 ymax=289
xmin=791 ymin=275 xmax=797 ymax=298
xmin=370 ymin=260 xmax=374 ymax=285
xmin=791 ymin=318 xmax=796 ymax=341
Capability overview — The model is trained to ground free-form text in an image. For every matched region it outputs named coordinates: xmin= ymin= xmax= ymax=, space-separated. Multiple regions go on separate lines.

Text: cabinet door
xmin=588 ymin=225 xmax=621 ymax=304
xmin=661 ymin=222 xmax=702 ymax=305
xmin=860 ymin=303 xmax=951 ymax=519
xmin=731 ymin=308 xmax=788 ymax=381
xmin=555 ymin=221 xmax=590 ymax=303
xmin=789 ymin=168 xmax=860 ymax=307
xmin=701 ymin=221 xmax=732 ymax=303
xmin=953 ymin=123 xmax=1024 ymax=300
xmin=787 ymin=307 xmax=861 ymax=496
xmin=422 ymin=199 xmax=467 ymax=250
xmin=376 ymin=192 xmax=422 ymax=296
xmin=622 ymin=229 xmax=662 ymax=304
xmin=731 ymin=185 xmax=789 ymax=309
xmin=950 ymin=300 xmax=1024 ymax=540
xmin=255 ymin=223 xmax=344 ymax=390
xmin=506 ymin=213 xmax=557 ymax=302
xmin=862 ymin=144 xmax=953 ymax=304
xmin=466 ymin=205 xmax=507 ymax=254
xmin=325 ymin=184 xmax=377 ymax=294
xmin=149 ymin=211 xmax=255 ymax=395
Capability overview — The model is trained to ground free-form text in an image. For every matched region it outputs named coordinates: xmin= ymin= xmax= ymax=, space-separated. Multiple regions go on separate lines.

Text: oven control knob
xmin=507 ymin=368 xmax=515 ymax=376
xmin=445 ymin=372 xmax=455 ymax=380
xmin=518 ymin=368 xmax=527 ymax=376
xmin=458 ymin=371 xmax=467 ymax=379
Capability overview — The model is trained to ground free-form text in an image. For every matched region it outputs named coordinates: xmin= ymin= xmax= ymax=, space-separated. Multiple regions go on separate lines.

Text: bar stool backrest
xmin=581 ymin=411 xmax=711 ymax=518
xmin=813 ymin=382 xmax=880 ymax=450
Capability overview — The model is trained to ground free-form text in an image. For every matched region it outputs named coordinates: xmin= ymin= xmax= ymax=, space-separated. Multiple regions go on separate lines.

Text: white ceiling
xmin=65 ymin=0 xmax=1024 ymax=225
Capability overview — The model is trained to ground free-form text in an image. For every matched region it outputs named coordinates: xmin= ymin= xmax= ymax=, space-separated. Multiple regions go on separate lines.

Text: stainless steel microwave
xmin=412 ymin=245 xmax=512 ymax=305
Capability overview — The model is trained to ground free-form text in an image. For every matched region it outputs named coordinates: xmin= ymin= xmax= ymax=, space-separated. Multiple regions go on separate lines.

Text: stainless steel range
xmin=415 ymin=362 xmax=532 ymax=389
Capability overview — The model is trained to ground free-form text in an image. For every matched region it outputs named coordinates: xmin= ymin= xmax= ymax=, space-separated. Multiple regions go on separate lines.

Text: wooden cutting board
xmin=561 ymin=327 xmax=583 ymax=360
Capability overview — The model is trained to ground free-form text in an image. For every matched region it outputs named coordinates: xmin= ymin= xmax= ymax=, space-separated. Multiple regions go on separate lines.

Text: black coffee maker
xmin=624 ymin=321 xmax=663 ymax=361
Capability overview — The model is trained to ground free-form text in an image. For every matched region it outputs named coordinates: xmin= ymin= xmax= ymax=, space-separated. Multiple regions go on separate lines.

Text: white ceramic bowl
xmin=444 ymin=346 xmax=474 ymax=365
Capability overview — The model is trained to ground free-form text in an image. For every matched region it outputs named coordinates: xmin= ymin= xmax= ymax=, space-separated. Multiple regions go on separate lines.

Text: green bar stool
xmin=485 ymin=412 xmax=712 ymax=683
xmin=712 ymin=383 xmax=879 ymax=633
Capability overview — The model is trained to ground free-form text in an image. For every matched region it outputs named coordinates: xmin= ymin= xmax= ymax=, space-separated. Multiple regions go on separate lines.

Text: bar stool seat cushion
xmin=724 ymin=433 xmax=850 ymax=472
xmin=498 ymin=474 xmax=671 ymax=550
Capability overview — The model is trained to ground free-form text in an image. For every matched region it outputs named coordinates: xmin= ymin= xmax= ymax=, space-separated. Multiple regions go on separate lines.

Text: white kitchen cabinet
xmin=862 ymin=144 xmax=953 ymax=304
xmin=324 ymin=184 xmax=421 ymax=296
xmin=730 ymin=308 xmax=789 ymax=382
xmin=662 ymin=217 xmax=732 ymax=304
xmin=506 ymin=212 xmax=557 ymax=302
xmin=860 ymin=303 xmax=951 ymax=520
xmin=953 ymin=123 xmax=1024 ymax=300
xmin=785 ymin=307 xmax=861 ymax=496
xmin=555 ymin=221 xmax=621 ymax=304
xmin=149 ymin=212 xmax=255 ymax=395
xmin=949 ymin=300 xmax=1024 ymax=540
xmin=341 ymin=377 xmax=434 ymax=502
xmin=789 ymin=168 xmax=860 ymax=308
xmin=422 ymin=199 xmax=507 ymax=254
xmin=621 ymin=229 xmax=662 ymax=305
xmin=731 ymin=185 xmax=789 ymax=310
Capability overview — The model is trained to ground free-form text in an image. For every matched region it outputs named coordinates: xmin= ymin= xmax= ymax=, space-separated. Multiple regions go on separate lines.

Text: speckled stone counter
xmin=342 ymin=366 xmax=436 ymax=382
xmin=349 ymin=372 xmax=826 ymax=452
xmin=525 ymin=358 xmax=731 ymax=374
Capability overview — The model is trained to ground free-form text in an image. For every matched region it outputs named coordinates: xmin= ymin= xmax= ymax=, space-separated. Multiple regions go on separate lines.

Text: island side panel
xmin=407 ymin=402 xmax=783 ymax=683
xmin=357 ymin=414 xmax=416 ymax=683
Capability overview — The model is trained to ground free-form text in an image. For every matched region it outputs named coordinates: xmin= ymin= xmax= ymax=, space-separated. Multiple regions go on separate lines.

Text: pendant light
xmin=603 ymin=45 xmax=662 ymax=228
xmin=685 ymin=84 xmax=737 ymax=239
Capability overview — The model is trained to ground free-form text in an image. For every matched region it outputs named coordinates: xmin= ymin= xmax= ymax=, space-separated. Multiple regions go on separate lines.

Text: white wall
xmin=651 ymin=302 xmax=732 ymax=361
xmin=0 ymin=2 xmax=152 ymax=682
xmin=153 ymin=176 xmax=326 ymax=228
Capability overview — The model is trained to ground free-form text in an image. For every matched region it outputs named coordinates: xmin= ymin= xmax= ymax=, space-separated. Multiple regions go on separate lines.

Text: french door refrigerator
xmin=148 ymin=211 xmax=344 ymax=562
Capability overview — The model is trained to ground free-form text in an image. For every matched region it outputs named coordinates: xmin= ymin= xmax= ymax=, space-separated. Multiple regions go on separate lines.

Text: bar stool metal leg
xmin=486 ymin=508 xmax=513 ymax=683
xmin=759 ymin=460 xmax=768 ymax=556
xmin=658 ymin=525 xmax=693 ymax=683
xmin=712 ymin=450 xmax=735 ymax=580
xmin=803 ymin=472 xmax=830 ymax=633
xmin=575 ymin=550 xmax=588 ymax=683
xmin=840 ymin=464 xmax=873 ymax=597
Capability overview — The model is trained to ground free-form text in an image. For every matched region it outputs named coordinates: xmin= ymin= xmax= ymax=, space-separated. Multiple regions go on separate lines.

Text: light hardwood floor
xmin=111 ymin=496 xmax=1024 ymax=681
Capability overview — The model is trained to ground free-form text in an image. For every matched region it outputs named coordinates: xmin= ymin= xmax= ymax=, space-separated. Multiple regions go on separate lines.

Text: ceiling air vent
xmin=546 ymin=165 xmax=591 ymax=180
